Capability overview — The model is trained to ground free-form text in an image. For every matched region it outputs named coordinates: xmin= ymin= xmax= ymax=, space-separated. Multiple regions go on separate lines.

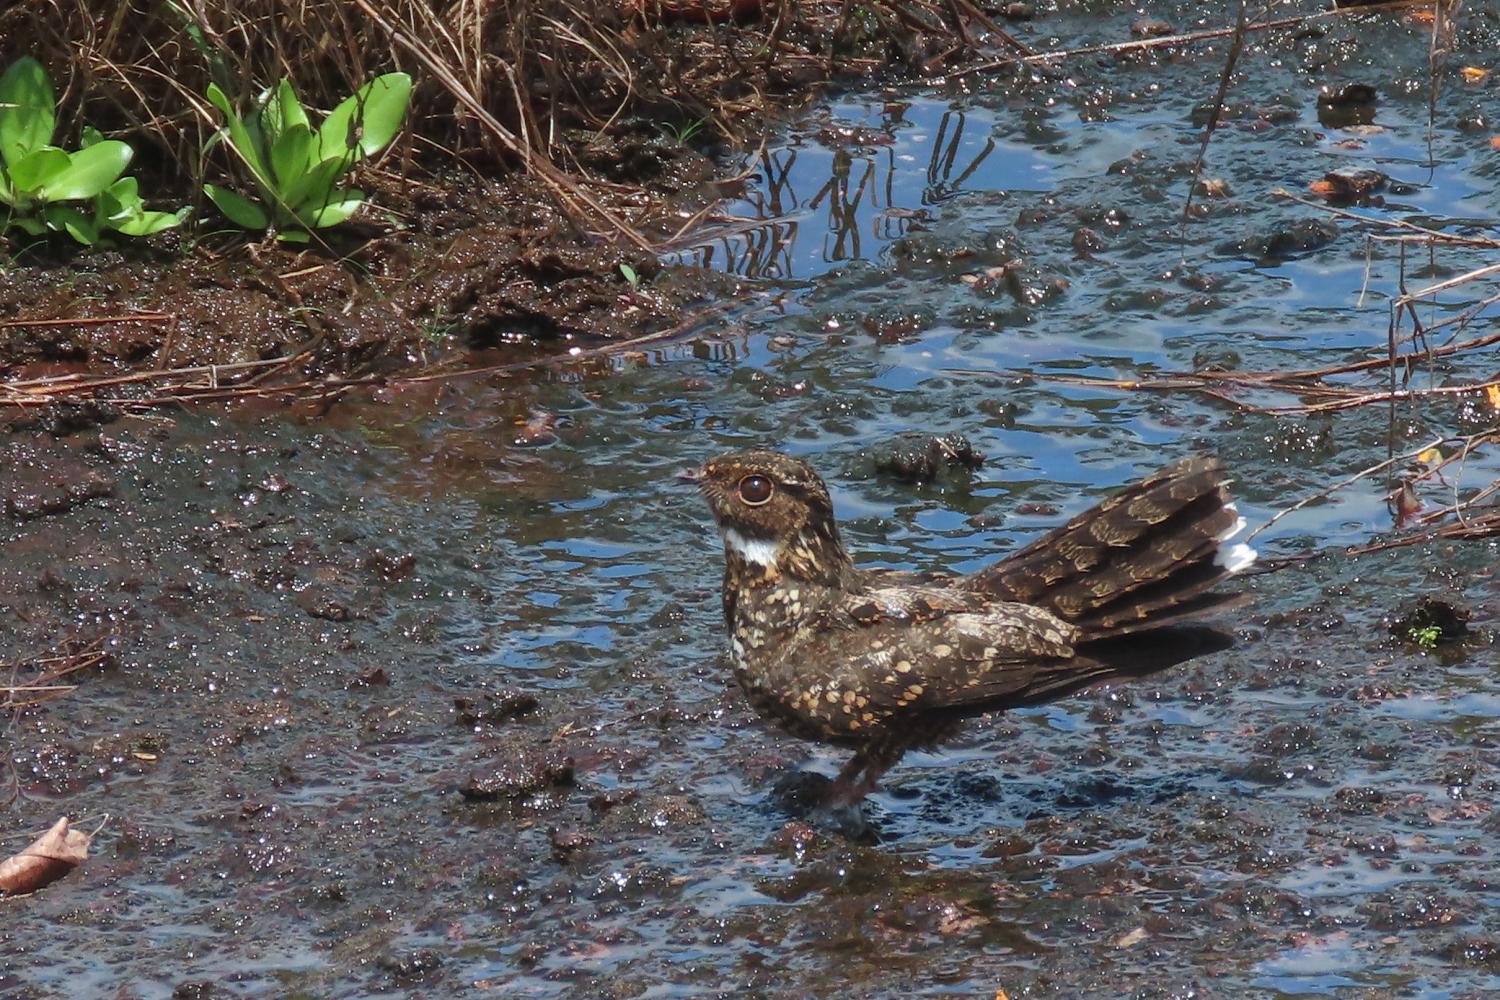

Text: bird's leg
xmin=826 ymin=752 xmax=869 ymax=805
xmin=826 ymin=744 xmax=903 ymax=806
xmin=845 ymin=753 xmax=896 ymax=803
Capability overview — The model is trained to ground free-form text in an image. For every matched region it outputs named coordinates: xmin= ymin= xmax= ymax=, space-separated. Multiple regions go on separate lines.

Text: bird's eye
xmin=737 ymin=474 xmax=774 ymax=506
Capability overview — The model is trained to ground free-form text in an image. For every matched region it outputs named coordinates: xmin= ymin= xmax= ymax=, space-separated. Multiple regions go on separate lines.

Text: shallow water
xmin=5 ymin=1 xmax=1500 ymax=997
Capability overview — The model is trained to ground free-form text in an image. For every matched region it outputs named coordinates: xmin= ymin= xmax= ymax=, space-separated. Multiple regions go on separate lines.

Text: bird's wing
xmin=781 ymin=593 xmax=1091 ymax=734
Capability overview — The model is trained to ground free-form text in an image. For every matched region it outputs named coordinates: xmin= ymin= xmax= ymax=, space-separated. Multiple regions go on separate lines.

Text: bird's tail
xmin=968 ymin=456 xmax=1255 ymax=639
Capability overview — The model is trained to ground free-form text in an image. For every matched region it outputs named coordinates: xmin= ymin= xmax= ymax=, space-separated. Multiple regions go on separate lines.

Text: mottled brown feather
xmin=969 ymin=456 xmax=1243 ymax=637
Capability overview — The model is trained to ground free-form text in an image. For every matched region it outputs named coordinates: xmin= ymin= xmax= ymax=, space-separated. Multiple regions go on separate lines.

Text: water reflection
xmin=672 ymin=99 xmax=1035 ymax=278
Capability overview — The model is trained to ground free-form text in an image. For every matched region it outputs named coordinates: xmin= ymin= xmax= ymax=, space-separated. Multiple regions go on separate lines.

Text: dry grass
xmin=0 ymin=0 xmax=1001 ymax=195
xmin=0 ymin=0 xmax=1025 ymax=242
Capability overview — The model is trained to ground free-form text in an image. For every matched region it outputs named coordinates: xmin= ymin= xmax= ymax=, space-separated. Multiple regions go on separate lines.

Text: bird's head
xmin=684 ymin=450 xmax=852 ymax=584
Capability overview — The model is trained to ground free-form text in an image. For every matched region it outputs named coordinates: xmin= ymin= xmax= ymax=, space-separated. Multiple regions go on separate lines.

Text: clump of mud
xmin=1387 ymin=596 xmax=1471 ymax=646
xmin=873 ymin=433 xmax=985 ymax=484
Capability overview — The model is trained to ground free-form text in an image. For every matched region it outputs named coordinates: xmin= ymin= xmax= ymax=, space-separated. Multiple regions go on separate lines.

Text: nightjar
xmin=687 ymin=450 xmax=1255 ymax=805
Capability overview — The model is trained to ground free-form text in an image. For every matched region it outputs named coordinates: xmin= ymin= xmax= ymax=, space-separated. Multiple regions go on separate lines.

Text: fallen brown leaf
xmin=1393 ymin=479 xmax=1422 ymax=529
xmin=0 ymin=817 xmax=92 ymax=895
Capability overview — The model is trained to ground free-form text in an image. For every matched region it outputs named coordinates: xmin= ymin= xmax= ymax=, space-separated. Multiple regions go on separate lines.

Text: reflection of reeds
xmin=950 ymin=179 xmax=1500 ymax=558
xmin=2 ymin=644 xmax=110 ymax=712
xmin=666 ymin=106 xmax=996 ymax=277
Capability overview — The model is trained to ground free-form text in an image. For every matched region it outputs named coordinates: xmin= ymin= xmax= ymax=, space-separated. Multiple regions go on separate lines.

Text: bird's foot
xmin=768 ymin=769 xmax=881 ymax=842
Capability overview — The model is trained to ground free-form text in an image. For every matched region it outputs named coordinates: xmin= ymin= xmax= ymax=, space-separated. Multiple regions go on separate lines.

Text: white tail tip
xmin=1213 ymin=506 xmax=1257 ymax=574
xmin=1216 ymin=542 xmax=1258 ymax=574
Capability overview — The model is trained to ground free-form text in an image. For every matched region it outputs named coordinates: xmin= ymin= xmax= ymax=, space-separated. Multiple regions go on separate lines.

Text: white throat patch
xmin=723 ymin=527 xmax=781 ymax=568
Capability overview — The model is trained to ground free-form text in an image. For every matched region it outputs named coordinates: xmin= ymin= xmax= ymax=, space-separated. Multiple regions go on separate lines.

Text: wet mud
xmin=3 ymin=410 xmax=1499 ymax=998
xmin=0 ymin=134 xmax=729 ymax=376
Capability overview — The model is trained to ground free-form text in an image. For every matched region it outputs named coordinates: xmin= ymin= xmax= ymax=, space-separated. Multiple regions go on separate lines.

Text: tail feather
xmin=948 ymin=625 xmax=1237 ymax=714
xmin=970 ymin=456 xmax=1254 ymax=638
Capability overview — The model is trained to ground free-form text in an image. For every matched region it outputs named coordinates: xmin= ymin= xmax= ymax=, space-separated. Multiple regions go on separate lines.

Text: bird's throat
xmin=722 ymin=527 xmax=782 ymax=570
xmin=721 ymin=522 xmax=853 ymax=589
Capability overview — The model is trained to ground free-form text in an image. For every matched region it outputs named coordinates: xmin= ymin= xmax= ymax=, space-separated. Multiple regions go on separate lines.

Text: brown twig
xmin=0 ymin=313 xmax=175 ymax=330
xmin=951 ymin=0 xmax=1428 ymax=76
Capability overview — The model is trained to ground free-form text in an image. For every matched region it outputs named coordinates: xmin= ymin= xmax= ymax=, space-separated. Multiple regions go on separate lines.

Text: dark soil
xmin=0 ymin=134 xmax=737 ymax=379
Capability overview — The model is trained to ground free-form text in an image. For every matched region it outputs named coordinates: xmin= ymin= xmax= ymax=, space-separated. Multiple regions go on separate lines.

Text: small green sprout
xmin=619 ymin=263 xmax=640 ymax=289
xmin=1408 ymin=624 xmax=1442 ymax=650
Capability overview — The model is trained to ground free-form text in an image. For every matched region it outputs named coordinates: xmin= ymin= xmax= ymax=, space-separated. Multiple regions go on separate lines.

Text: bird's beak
xmin=676 ymin=464 xmax=705 ymax=485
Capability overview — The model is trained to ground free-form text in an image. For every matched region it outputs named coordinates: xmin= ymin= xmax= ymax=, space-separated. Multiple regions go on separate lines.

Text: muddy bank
xmin=0 ymin=144 xmax=741 ymax=378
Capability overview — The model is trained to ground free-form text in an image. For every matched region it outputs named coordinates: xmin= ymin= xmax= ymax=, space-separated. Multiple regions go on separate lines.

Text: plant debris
xmin=0 ymin=817 xmax=93 ymax=896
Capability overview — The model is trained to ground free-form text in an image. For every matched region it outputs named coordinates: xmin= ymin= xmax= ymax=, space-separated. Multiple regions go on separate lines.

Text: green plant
xmin=618 ymin=263 xmax=640 ymax=289
xmin=1408 ymin=624 xmax=1442 ymax=650
xmin=0 ymin=57 xmax=186 ymax=245
xmin=203 ymin=73 xmax=411 ymax=242
xmin=660 ymin=116 xmax=708 ymax=146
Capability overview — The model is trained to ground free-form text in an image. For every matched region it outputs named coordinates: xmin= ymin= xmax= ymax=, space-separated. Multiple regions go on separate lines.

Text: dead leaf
xmin=1485 ymin=384 xmax=1500 ymax=410
xmin=1490 ymin=136 xmax=1500 ymax=150
xmin=1308 ymin=179 xmax=1337 ymax=198
xmin=1407 ymin=8 xmax=1434 ymax=24
xmin=1460 ymin=67 xmax=1490 ymax=84
xmin=1394 ymin=479 xmax=1422 ymax=528
xmin=0 ymin=817 xmax=92 ymax=895
xmin=1116 ymin=926 xmax=1149 ymax=947
xmin=995 ymin=991 xmax=1011 ymax=1000
xmin=514 ymin=410 xmax=559 ymax=447
xmin=1417 ymin=447 xmax=1442 ymax=467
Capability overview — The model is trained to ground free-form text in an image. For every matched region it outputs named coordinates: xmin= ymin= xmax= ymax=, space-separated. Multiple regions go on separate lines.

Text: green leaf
xmin=204 ymin=183 xmax=269 ymax=229
xmin=276 ymin=229 xmax=310 ymax=243
xmin=10 ymin=215 xmax=46 ymax=236
xmin=270 ymin=79 xmax=309 ymax=135
xmin=314 ymin=72 xmax=411 ymax=165
xmin=204 ymin=81 xmax=233 ymax=119
xmin=103 ymin=174 xmax=141 ymax=205
xmin=7 ymin=146 xmax=68 ymax=193
xmin=305 ymin=191 xmax=364 ymax=229
xmin=281 ymin=155 xmax=345 ymax=212
xmin=111 ymin=205 xmax=188 ymax=236
xmin=270 ymin=122 xmax=312 ymax=188
xmin=81 ymin=125 xmax=104 ymax=148
xmin=44 ymin=140 xmax=132 ymax=200
xmin=166 ymin=2 xmax=233 ymax=95
xmin=44 ymin=203 xmax=100 ymax=245
xmin=96 ymin=176 xmax=137 ymax=221
xmin=0 ymin=58 xmax=56 ymax=166
xmin=206 ymin=82 xmax=272 ymax=189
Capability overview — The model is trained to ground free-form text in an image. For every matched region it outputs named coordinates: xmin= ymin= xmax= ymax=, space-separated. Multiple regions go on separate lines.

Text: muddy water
xmin=6 ymin=3 xmax=1500 ymax=998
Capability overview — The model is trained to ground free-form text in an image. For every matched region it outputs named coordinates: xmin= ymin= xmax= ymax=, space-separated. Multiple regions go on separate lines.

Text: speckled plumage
xmin=690 ymin=449 xmax=1255 ymax=804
